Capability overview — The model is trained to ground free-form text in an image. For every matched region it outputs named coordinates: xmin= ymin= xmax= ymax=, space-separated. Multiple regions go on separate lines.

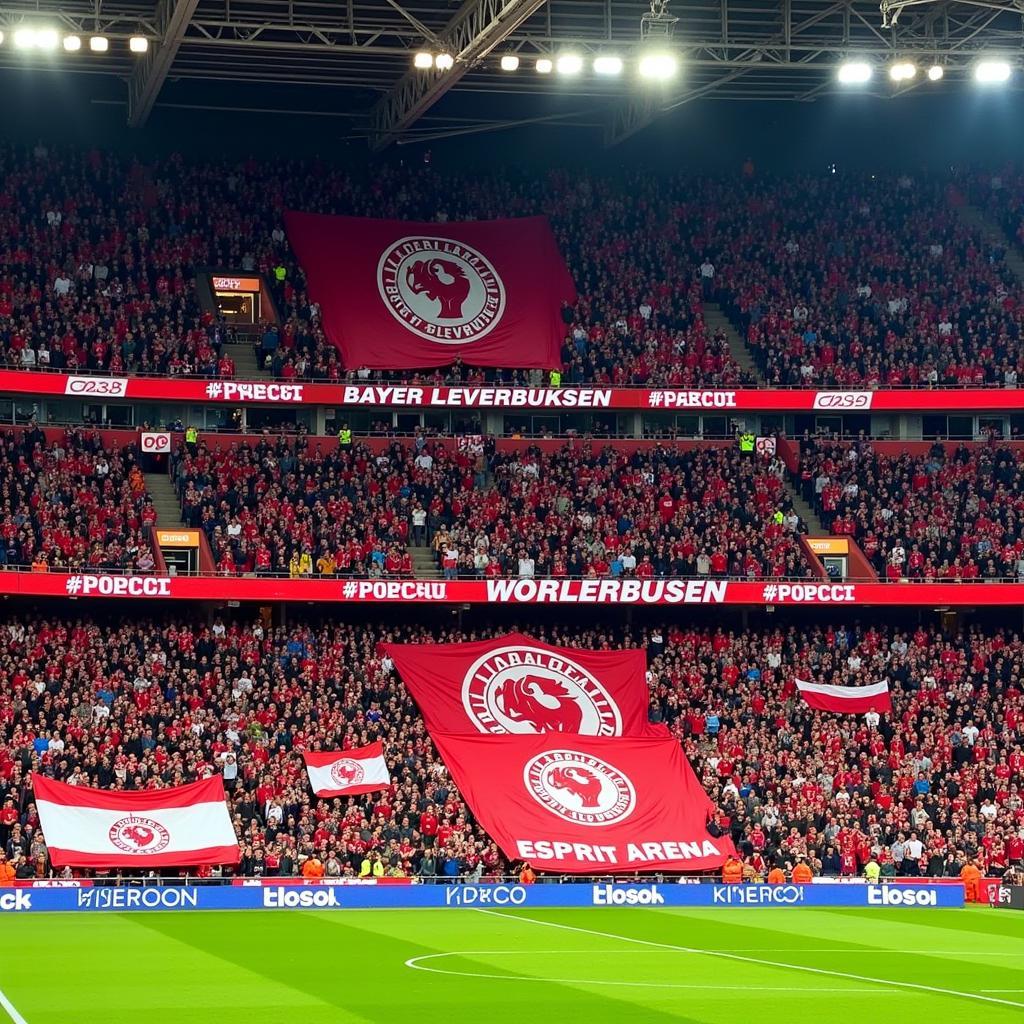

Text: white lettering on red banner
xmin=341 ymin=580 xmax=447 ymax=601
xmin=646 ymin=391 xmax=737 ymax=409
xmin=339 ymin=386 xmax=610 ymax=408
xmin=212 ymin=277 xmax=243 ymax=290
xmin=433 ymin=732 xmax=732 ymax=874
xmin=484 ymin=579 xmax=727 ymax=604
xmin=140 ymin=432 xmax=171 ymax=453
xmin=760 ymin=583 xmax=855 ymax=603
xmin=812 ymin=391 xmax=874 ymax=410
xmin=65 ymin=576 xmax=172 ymax=597
xmin=64 ymin=376 xmax=129 ymax=398
xmin=204 ymin=382 xmax=305 ymax=403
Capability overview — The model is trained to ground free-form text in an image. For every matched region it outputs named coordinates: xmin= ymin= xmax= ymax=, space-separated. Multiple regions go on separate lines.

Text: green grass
xmin=2 ymin=907 xmax=1023 ymax=1022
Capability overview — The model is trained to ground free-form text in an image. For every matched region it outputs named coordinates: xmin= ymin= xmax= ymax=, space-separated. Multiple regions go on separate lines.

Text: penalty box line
xmin=473 ymin=908 xmax=1024 ymax=1010
xmin=0 ymin=986 xmax=27 ymax=1024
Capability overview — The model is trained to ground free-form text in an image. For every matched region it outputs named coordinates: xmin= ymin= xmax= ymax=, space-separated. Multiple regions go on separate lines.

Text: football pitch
xmin=2 ymin=906 xmax=1023 ymax=1022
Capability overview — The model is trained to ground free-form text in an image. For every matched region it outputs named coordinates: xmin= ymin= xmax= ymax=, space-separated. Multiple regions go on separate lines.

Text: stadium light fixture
xmin=927 ymin=64 xmax=944 ymax=81
xmin=88 ymin=35 xmax=108 ymax=52
xmin=413 ymin=51 xmax=433 ymax=69
xmin=889 ymin=61 xmax=916 ymax=82
xmin=500 ymin=53 xmax=519 ymax=72
xmin=129 ymin=36 xmax=149 ymax=54
xmin=535 ymin=57 xmax=553 ymax=74
xmin=975 ymin=59 xmax=1011 ymax=84
xmin=837 ymin=60 xmax=872 ymax=84
xmin=593 ymin=55 xmax=624 ymax=76
xmin=0 ymin=31 xmax=5 ymax=45
xmin=434 ymin=52 xmax=454 ymax=71
xmin=556 ymin=53 xmax=583 ymax=75
xmin=638 ymin=51 xmax=678 ymax=80
xmin=35 ymin=27 xmax=58 ymax=50
xmin=13 ymin=27 xmax=35 ymax=48
xmin=63 ymin=34 xmax=82 ymax=51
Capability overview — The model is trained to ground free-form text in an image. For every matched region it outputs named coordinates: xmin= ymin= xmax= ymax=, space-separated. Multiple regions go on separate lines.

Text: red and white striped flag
xmin=794 ymin=678 xmax=892 ymax=715
xmin=32 ymin=773 xmax=239 ymax=868
xmin=302 ymin=741 xmax=391 ymax=797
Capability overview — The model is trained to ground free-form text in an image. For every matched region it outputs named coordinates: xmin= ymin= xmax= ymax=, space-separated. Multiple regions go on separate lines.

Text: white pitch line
xmin=472 ymin=909 xmax=1024 ymax=1011
xmin=0 ymin=987 xmax=28 ymax=1024
xmin=404 ymin=951 xmax=904 ymax=993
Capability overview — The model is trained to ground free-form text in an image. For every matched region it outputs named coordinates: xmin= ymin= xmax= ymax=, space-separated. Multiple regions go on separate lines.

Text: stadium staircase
xmin=782 ymin=478 xmax=826 ymax=534
xmin=146 ymin=473 xmax=188 ymax=531
xmin=410 ymin=546 xmax=442 ymax=579
xmin=229 ymin=334 xmax=272 ymax=379
xmin=955 ymin=205 xmax=1024 ymax=283
xmin=703 ymin=302 xmax=762 ymax=382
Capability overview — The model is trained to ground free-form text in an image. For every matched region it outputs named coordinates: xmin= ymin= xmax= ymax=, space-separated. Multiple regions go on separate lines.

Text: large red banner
xmin=385 ymin=632 xmax=654 ymax=736
xmin=432 ymin=732 xmax=732 ymax=874
xmin=283 ymin=213 xmax=575 ymax=370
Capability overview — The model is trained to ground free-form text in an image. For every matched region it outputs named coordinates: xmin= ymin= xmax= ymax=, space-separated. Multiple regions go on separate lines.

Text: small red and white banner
xmin=32 ymin=773 xmax=239 ymax=868
xmin=302 ymin=741 xmax=391 ymax=797
xmin=794 ymin=678 xmax=892 ymax=715
xmin=140 ymin=431 xmax=171 ymax=453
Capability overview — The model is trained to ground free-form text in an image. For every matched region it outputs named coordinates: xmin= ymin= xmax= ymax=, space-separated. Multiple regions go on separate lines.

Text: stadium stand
xmin=4 ymin=616 xmax=1019 ymax=881
xmin=6 ymin=144 xmax=1021 ymax=388
xmin=795 ymin=436 xmax=1024 ymax=581
xmin=170 ymin=437 xmax=812 ymax=580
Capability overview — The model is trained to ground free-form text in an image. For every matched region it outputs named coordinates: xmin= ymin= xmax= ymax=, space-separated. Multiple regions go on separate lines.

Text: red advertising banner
xmin=385 ymin=633 xmax=653 ymax=736
xmin=431 ymin=732 xmax=733 ymax=874
xmin=6 ymin=571 xmax=1024 ymax=605
xmin=283 ymin=212 xmax=575 ymax=370
xmin=1 ymin=368 xmax=1024 ymax=412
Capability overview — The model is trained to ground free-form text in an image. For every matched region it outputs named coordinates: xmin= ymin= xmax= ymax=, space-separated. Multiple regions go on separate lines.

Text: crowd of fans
xmin=716 ymin=176 xmax=1024 ymax=388
xmin=0 ymin=425 xmax=155 ymax=572
xmin=171 ymin=436 xmax=812 ymax=580
xmin=2 ymin=614 xmax=1020 ymax=882
xmin=796 ymin=435 xmax=1024 ymax=581
xmin=7 ymin=142 xmax=1024 ymax=388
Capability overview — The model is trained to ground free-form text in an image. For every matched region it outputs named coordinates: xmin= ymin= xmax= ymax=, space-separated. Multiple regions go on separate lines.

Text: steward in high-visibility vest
xmin=338 ymin=426 xmax=352 ymax=448
xmin=185 ymin=426 xmax=198 ymax=455
xmin=739 ymin=431 xmax=755 ymax=454
xmin=549 ymin=369 xmax=562 ymax=388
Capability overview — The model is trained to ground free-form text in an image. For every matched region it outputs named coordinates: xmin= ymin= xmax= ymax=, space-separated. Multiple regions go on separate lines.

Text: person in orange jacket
xmin=300 ymin=855 xmax=325 ymax=880
xmin=519 ymin=863 xmax=536 ymax=885
xmin=766 ymin=864 xmax=787 ymax=885
xmin=961 ymin=858 xmax=983 ymax=903
xmin=721 ymin=855 xmax=744 ymax=883
xmin=792 ymin=857 xmax=814 ymax=883
xmin=0 ymin=853 xmax=14 ymax=886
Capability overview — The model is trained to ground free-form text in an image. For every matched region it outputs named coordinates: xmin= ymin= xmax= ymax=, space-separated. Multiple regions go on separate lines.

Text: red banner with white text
xmin=385 ymin=632 xmax=655 ymax=736
xmin=8 ymin=571 xmax=1024 ymax=605
xmin=283 ymin=212 xmax=575 ymax=370
xmin=432 ymin=732 xmax=733 ymax=874
xmin=4 ymin=368 xmax=1024 ymax=411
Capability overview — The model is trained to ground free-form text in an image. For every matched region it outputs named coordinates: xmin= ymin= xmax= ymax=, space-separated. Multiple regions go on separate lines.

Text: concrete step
xmin=145 ymin=473 xmax=187 ymax=530
xmin=782 ymin=477 xmax=826 ymax=534
xmin=410 ymin=545 xmax=443 ymax=579
xmin=703 ymin=302 xmax=762 ymax=382
xmin=956 ymin=205 xmax=1024 ymax=284
xmin=228 ymin=341 xmax=271 ymax=379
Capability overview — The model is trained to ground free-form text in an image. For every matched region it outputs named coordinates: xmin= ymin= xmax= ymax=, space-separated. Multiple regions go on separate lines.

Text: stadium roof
xmin=0 ymin=0 xmax=1021 ymax=145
